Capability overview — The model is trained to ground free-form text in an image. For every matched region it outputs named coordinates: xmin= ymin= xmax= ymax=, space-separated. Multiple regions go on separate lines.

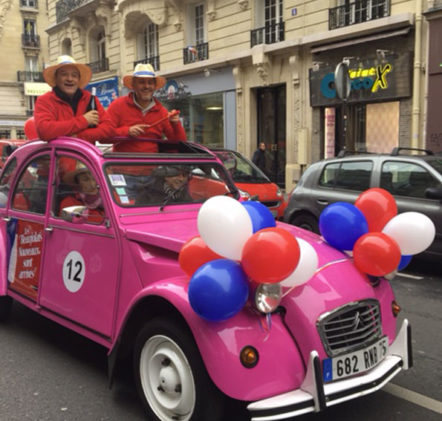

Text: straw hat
xmin=63 ymin=162 xmax=90 ymax=186
xmin=43 ymin=55 xmax=92 ymax=89
xmin=123 ymin=63 xmax=166 ymax=90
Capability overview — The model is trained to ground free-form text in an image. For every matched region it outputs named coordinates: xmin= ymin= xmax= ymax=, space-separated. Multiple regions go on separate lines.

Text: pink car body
xmin=0 ymin=138 xmax=411 ymax=421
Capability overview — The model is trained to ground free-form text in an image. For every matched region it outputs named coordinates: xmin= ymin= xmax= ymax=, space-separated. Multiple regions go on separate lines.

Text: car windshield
xmin=214 ymin=150 xmax=269 ymax=183
xmin=104 ymin=162 xmax=237 ymax=207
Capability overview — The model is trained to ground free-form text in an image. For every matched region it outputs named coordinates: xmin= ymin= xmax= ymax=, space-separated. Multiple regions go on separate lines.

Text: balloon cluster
xmin=319 ymin=188 xmax=436 ymax=277
xmin=179 ymin=197 xmax=318 ymax=322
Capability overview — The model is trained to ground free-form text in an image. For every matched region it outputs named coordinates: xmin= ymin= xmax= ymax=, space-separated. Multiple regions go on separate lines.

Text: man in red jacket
xmin=34 ymin=55 xmax=112 ymax=143
xmin=105 ymin=63 xmax=186 ymax=153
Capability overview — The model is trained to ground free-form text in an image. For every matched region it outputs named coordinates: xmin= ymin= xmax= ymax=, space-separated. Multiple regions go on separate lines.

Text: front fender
xmin=115 ymin=277 xmax=305 ymax=402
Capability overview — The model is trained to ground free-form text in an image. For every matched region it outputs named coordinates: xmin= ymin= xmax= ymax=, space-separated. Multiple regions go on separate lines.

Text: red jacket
xmin=105 ymin=94 xmax=187 ymax=153
xmin=34 ymin=90 xmax=113 ymax=142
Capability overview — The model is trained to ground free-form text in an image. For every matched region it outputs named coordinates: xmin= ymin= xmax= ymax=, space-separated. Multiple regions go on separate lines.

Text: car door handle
xmin=45 ymin=226 xmax=53 ymax=232
xmin=317 ymin=199 xmax=329 ymax=205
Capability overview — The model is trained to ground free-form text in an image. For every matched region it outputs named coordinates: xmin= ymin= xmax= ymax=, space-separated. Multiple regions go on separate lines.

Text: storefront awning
xmin=24 ymin=82 xmax=52 ymax=96
xmin=311 ymin=28 xmax=411 ymax=54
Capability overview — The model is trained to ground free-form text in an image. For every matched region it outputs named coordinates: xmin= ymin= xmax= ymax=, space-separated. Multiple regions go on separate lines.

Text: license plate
xmin=322 ymin=337 xmax=388 ymax=382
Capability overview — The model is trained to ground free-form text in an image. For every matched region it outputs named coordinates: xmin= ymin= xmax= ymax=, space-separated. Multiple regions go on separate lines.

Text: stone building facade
xmin=0 ymin=0 xmax=49 ymax=139
xmin=26 ymin=1 xmax=438 ymax=189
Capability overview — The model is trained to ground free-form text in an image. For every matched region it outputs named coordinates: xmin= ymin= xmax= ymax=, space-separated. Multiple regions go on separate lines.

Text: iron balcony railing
xmin=20 ymin=0 xmax=38 ymax=8
xmin=183 ymin=42 xmax=209 ymax=64
xmin=329 ymin=0 xmax=390 ymax=30
xmin=22 ymin=34 xmax=40 ymax=48
xmin=251 ymin=21 xmax=285 ymax=47
xmin=17 ymin=71 xmax=44 ymax=82
xmin=87 ymin=58 xmax=109 ymax=73
xmin=133 ymin=56 xmax=160 ymax=71
xmin=56 ymin=0 xmax=93 ymax=23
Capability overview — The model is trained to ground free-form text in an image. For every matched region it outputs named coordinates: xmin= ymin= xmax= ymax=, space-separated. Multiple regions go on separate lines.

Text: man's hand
xmin=129 ymin=124 xmax=149 ymax=137
xmin=169 ymin=109 xmax=180 ymax=124
xmin=83 ymin=110 xmax=99 ymax=126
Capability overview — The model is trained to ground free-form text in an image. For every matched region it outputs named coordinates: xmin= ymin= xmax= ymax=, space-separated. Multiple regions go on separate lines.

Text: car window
xmin=12 ymin=155 xmax=50 ymax=214
xmin=0 ymin=158 xmax=17 ymax=207
xmin=54 ymin=156 xmax=106 ymax=225
xmin=336 ymin=161 xmax=372 ymax=191
xmin=321 ymin=161 xmax=372 ymax=191
xmin=104 ymin=162 xmax=236 ymax=207
xmin=382 ymin=161 xmax=440 ymax=198
xmin=215 ymin=150 xmax=269 ymax=183
xmin=318 ymin=163 xmax=340 ymax=187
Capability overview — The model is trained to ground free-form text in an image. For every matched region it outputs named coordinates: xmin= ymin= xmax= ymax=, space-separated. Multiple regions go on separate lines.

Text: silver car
xmin=284 ymin=148 xmax=442 ymax=259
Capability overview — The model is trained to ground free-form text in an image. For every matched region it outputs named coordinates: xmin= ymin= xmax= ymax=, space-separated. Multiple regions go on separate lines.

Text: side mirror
xmin=425 ymin=185 xmax=442 ymax=201
xmin=60 ymin=205 xmax=88 ymax=223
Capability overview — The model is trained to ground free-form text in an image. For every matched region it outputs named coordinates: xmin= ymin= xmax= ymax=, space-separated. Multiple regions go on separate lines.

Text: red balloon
xmin=179 ymin=236 xmax=221 ymax=277
xmin=24 ymin=117 xmax=38 ymax=140
xmin=355 ymin=188 xmax=397 ymax=232
xmin=241 ymin=227 xmax=300 ymax=284
xmin=353 ymin=232 xmax=401 ymax=276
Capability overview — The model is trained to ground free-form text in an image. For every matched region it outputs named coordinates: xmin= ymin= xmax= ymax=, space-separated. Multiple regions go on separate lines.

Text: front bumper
xmin=248 ymin=319 xmax=412 ymax=421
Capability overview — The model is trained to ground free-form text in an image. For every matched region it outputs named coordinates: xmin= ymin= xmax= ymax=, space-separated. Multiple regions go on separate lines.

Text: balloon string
xmin=282 ymin=258 xmax=349 ymax=298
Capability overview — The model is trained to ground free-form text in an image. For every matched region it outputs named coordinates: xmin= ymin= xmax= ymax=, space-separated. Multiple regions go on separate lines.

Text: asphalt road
xmin=0 ymin=259 xmax=441 ymax=421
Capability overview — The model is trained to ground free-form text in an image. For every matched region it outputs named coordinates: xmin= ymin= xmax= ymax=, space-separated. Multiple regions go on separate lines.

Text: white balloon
xmin=382 ymin=212 xmax=435 ymax=255
xmin=197 ymin=196 xmax=253 ymax=260
xmin=280 ymin=238 xmax=319 ymax=288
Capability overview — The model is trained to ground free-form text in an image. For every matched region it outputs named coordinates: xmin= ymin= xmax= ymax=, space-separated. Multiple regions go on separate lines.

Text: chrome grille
xmin=317 ymin=299 xmax=382 ymax=357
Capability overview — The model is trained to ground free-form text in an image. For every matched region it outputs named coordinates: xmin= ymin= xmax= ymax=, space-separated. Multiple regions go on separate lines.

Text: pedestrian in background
xmin=252 ymin=142 xmax=267 ymax=173
xmin=105 ymin=63 xmax=186 ymax=153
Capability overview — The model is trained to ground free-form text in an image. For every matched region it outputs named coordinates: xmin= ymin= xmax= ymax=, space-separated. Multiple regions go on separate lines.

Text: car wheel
xmin=291 ymin=213 xmax=319 ymax=234
xmin=0 ymin=296 xmax=12 ymax=322
xmin=133 ymin=318 xmax=224 ymax=421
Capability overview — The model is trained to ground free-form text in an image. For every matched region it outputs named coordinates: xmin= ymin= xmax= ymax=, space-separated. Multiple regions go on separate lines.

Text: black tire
xmin=0 ymin=296 xmax=12 ymax=322
xmin=291 ymin=213 xmax=319 ymax=234
xmin=133 ymin=318 xmax=225 ymax=421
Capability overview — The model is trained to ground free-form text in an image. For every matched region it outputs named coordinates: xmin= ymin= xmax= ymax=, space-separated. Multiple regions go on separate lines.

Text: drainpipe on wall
xmin=411 ymin=0 xmax=423 ymax=148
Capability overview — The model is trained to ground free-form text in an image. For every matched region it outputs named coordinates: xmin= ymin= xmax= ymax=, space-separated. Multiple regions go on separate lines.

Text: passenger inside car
xmin=58 ymin=160 xmax=105 ymax=224
xmin=135 ymin=165 xmax=192 ymax=206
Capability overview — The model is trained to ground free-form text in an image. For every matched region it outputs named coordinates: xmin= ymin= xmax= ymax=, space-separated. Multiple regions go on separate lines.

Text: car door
xmin=6 ymin=153 xmax=52 ymax=302
xmin=379 ymin=160 xmax=442 ymax=258
xmin=314 ymin=159 xmax=374 ymax=212
xmin=38 ymin=153 xmax=120 ymax=338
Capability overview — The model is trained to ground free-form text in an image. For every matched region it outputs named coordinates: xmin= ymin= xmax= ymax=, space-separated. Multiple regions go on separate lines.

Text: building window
xmin=20 ymin=0 xmax=37 ymax=8
xmin=88 ymin=29 xmax=109 ymax=73
xmin=16 ymin=130 xmax=26 ymax=140
xmin=195 ymin=4 xmax=205 ymax=45
xmin=0 ymin=130 xmax=11 ymax=139
xmin=136 ymin=23 xmax=159 ymax=70
xmin=252 ymin=0 xmax=284 ymax=46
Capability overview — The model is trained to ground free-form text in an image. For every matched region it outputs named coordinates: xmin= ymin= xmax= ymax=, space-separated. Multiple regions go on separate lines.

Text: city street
xmin=0 ymin=259 xmax=441 ymax=421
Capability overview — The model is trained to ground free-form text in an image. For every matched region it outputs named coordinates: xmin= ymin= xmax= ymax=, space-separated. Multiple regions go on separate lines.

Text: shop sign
xmin=24 ymin=82 xmax=51 ymax=96
xmin=85 ymin=77 xmax=119 ymax=108
xmin=309 ymin=52 xmax=412 ymax=107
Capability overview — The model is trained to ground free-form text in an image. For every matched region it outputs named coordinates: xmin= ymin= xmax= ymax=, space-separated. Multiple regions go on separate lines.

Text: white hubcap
xmin=139 ymin=335 xmax=196 ymax=421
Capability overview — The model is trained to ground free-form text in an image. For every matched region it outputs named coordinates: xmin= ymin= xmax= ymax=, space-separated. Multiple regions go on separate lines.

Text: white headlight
xmin=255 ymin=283 xmax=282 ymax=314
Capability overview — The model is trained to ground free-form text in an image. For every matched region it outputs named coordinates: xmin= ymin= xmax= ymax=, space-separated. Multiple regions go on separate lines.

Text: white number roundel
xmin=62 ymin=251 xmax=86 ymax=293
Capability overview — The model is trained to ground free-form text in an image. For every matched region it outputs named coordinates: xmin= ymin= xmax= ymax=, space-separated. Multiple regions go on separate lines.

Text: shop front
xmin=154 ymin=67 xmax=237 ymax=150
xmin=309 ymin=51 xmax=413 ymax=158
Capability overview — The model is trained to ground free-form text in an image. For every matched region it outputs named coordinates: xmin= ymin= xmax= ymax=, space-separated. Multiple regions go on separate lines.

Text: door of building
xmin=257 ymin=85 xmax=286 ymax=187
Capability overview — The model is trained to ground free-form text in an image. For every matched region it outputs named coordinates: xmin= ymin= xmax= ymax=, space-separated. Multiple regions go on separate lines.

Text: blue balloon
xmin=398 ymin=255 xmax=412 ymax=271
xmin=319 ymin=202 xmax=368 ymax=251
xmin=188 ymin=259 xmax=249 ymax=321
xmin=242 ymin=201 xmax=276 ymax=232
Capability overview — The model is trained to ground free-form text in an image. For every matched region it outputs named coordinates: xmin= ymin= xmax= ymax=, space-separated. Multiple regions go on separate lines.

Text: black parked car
xmin=284 ymin=148 xmax=442 ymax=259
